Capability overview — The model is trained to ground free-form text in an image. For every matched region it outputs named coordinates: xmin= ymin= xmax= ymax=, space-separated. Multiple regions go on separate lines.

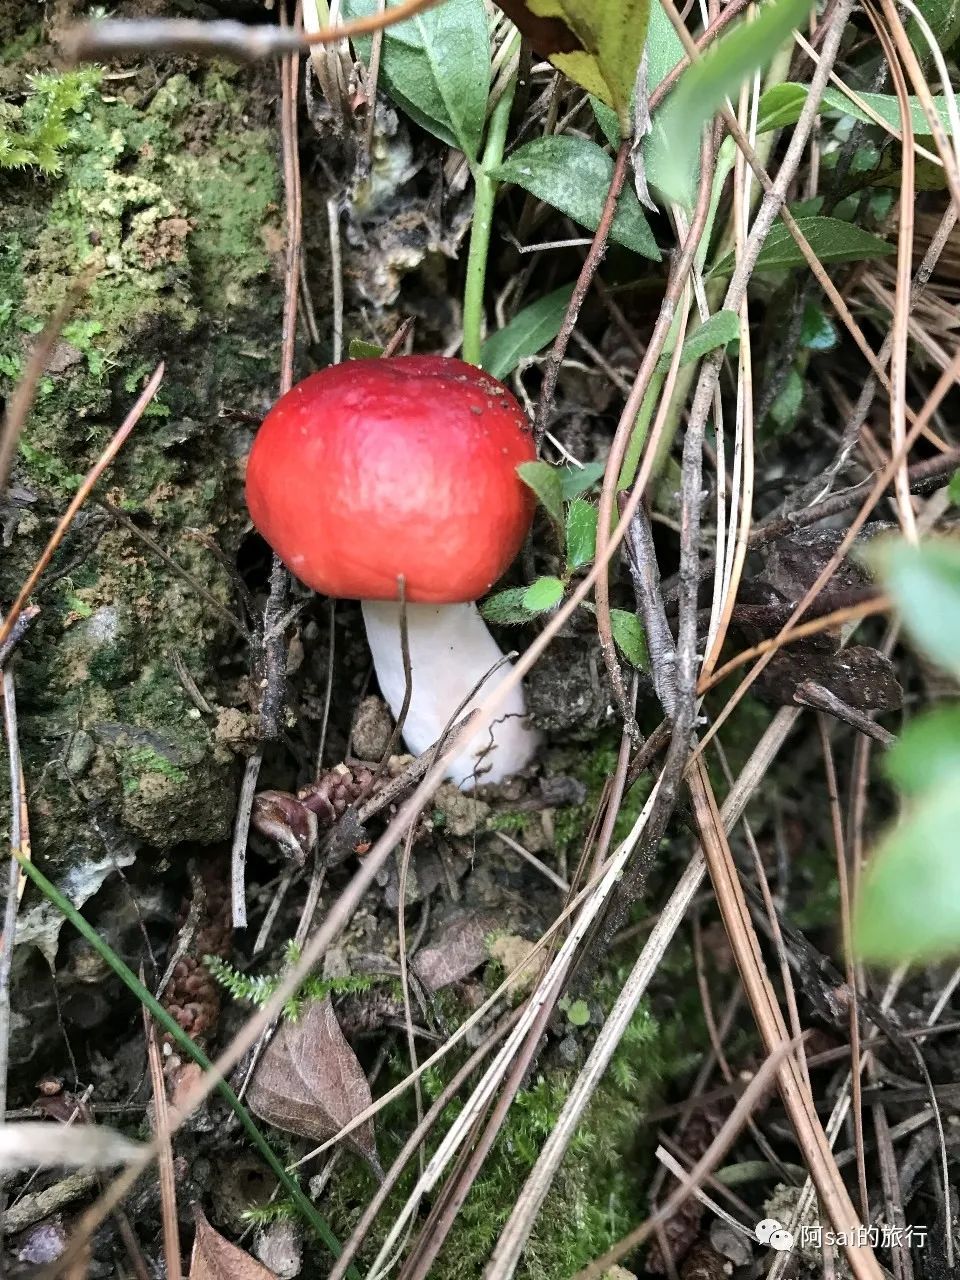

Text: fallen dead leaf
xmin=190 ymin=1206 xmax=277 ymax=1279
xmin=413 ymin=910 xmax=497 ymax=992
xmin=248 ymin=996 xmax=377 ymax=1165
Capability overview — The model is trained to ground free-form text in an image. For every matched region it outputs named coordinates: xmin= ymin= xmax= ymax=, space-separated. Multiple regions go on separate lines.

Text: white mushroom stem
xmin=360 ymin=601 xmax=541 ymax=790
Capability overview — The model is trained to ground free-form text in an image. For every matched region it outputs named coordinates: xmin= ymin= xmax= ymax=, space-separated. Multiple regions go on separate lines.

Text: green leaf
xmin=646 ymin=0 xmax=686 ymax=94
xmin=348 ymin=339 xmax=384 ymax=360
xmin=767 ymin=367 xmax=804 ymax=432
xmin=646 ymin=0 xmax=809 ymax=208
xmin=496 ymin=0 xmax=650 ymax=126
xmin=906 ymin=0 xmax=960 ymax=59
xmin=711 ymin=216 xmax=894 ymax=276
xmin=656 ymin=309 xmax=739 ymax=372
xmin=523 ymin=576 xmax=566 ymax=613
xmin=480 ymin=587 xmax=535 ymax=625
xmin=870 ymin=537 xmax=960 ymax=675
xmin=590 ymin=94 xmax=621 ymax=146
xmin=610 ymin=609 xmax=649 ymax=669
xmin=493 ymin=136 xmax=661 ymax=260
xmin=560 ymin=460 xmax=607 ymax=500
xmin=757 ymin=81 xmax=956 ymax=138
xmin=855 ymin=776 xmax=960 ymax=963
xmin=587 ymin=0 xmax=684 ymax=145
xmin=949 ymin=469 xmax=960 ymax=506
xmin=565 ymin=499 xmax=598 ymax=571
xmin=343 ymin=0 xmax=490 ymax=158
xmin=756 ymin=82 xmax=807 ymax=133
xmin=886 ymin=708 xmax=960 ymax=797
xmin=479 ymin=284 xmax=575 ymax=380
xmin=799 ymin=303 xmax=837 ymax=351
xmin=517 ymin=459 xmax=565 ymax=529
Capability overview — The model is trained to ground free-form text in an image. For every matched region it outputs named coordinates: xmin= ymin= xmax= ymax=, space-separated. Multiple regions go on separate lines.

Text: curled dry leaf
xmin=190 ymin=1207 xmax=277 ymax=1280
xmin=248 ymin=996 xmax=378 ymax=1165
xmin=0 ymin=1123 xmax=144 ymax=1172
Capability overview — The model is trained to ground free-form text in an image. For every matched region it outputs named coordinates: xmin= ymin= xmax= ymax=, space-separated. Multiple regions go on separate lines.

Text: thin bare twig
xmin=66 ymin=0 xmax=445 ymax=61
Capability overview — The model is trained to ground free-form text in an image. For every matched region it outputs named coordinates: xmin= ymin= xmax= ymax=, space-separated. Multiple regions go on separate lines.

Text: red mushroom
xmin=245 ymin=356 xmax=541 ymax=788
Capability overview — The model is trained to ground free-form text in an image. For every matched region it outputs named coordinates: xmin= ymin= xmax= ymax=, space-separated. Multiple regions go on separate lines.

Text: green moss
xmin=0 ymin=57 xmax=282 ymax=865
xmin=319 ymin=993 xmax=682 ymax=1278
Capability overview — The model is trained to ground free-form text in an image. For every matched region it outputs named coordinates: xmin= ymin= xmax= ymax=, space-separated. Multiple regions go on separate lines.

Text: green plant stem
xmin=462 ymin=66 xmax=518 ymax=367
xmin=15 ymin=853 xmax=356 ymax=1276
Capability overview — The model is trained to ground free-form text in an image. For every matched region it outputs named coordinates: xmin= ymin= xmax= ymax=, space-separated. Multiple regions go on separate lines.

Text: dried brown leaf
xmin=190 ymin=1207 xmax=277 ymax=1280
xmin=247 ymin=996 xmax=377 ymax=1164
xmin=413 ymin=910 xmax=497 ymax=992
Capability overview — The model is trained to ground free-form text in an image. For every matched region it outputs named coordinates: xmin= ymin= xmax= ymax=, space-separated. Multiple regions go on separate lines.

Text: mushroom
xmin=245 ymin=356 xmax=542 ymax=789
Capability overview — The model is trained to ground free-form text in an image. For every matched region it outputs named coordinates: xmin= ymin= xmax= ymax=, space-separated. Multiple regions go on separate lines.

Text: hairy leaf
xmin=711 ymin=215 xmax=894 ymax=276
xmin=523 ymin=575 xmax=566 ymax=612
xmin=566 ymin=499 xmax=598 ymax=570
xmin=480 ymin=284 xmax=575 ymax=379
xmin=344 ymin=0 xmax=490 ymax=158
xmin=481 ymin=586 xmax=536 ymax=625
xmin=647 ymin=0 xmax=808 ymax=207
xmin=610 ymin=609 xmax=649 ymax=669
xmin=493 ymin=136 xmax=660 ymax=258
xmin=248 ymin=996 xmax=377 ymax=1165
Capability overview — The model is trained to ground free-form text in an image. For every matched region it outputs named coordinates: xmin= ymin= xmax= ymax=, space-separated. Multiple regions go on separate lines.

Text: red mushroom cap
xmin=245 ymin=356 xmax=537 ymax=604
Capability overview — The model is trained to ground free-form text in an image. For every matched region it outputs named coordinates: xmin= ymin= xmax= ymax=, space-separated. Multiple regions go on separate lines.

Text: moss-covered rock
xmin=0 ymin=49 xmax=283 ymax=873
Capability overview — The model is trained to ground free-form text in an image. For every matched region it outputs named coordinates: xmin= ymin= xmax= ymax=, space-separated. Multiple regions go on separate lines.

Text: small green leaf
xmin=610 ymin=609 xmax=649 ymax=669
xmin=656 ymin=309 xmax=739 ymax=372
xmin=560 ymin=461 xmax=607 ymax=501
xmin=348 ymin=339 xmax=384 ymax=360
xmin=799 ymin=303 xmax=837 ymax=351
xmin=480 ymin=587 xmax=534 ymax=625
xmin=343 ymin=0 xmax=490 ymax=159
xmin=566 ymin=998 xmax=591 ymax=1027
xmin=756 ymin=82 xmax=808 ymax=133
xmin=906 ymin=0 xmax=960 ymax=62
xmin=646 ymin=0 xmax=808 ymax=208
xmin=492 ymin=137 xmax=661 ymax=260
xmin=517 ymin=460 xmax=565 ymax=529
xmin=566 ymin=499 xmax=598 ymax=571
xmin=871 ymin=537 xmax=960 ymax=676
xmin=855 ymin=776 xmax=960 ymax=963
xmin=480 ymin=285 xmax=575 ymax=380
xmin=523 ymin=576 xmax=565 ymax=613
xmin=886 ymin=708 xmax=960 ymax=797
xmin=948 ymin=470 xmax=960 ymax=506
xmin=711 ymin=216 xmax=894 ymax=277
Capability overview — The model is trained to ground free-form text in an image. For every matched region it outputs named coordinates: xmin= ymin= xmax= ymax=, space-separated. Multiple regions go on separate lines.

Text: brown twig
xmin=65 ymin=0 xmax=446 ymax=61
xmin=795 ymin=683 xmax=896 ymax=747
